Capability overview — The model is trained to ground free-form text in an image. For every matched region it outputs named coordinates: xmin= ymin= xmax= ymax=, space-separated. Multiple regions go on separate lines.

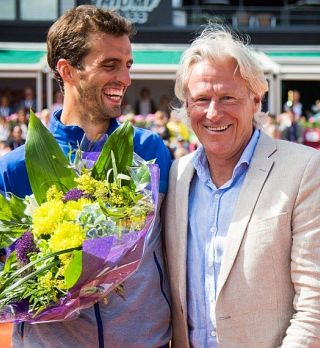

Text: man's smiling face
xmin=187 ymin=58 xmax=260 ymax=165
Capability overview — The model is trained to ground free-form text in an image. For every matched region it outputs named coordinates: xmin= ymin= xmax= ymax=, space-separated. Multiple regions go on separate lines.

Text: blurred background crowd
xmin=1 ymin=85 xmax=320 ymax=160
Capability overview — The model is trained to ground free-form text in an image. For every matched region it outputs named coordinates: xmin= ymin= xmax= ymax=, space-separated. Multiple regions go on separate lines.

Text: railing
xmin=171 ymin=5 xmax=320 ymax=29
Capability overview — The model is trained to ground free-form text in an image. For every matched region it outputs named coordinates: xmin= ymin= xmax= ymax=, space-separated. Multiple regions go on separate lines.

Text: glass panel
xmin=20 ymin=0 xmax=58 ymax=20
xmin=0 ymin=0 xmax=15 ymax=20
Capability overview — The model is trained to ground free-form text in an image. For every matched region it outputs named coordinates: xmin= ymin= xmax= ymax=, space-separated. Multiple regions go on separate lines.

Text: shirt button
xmin=210 ymin=226 xmax=217 ymax=234
xmin=211 ymin=330 xmax=216 ymax=337
xmin=214 ymin=193 xmax=220 ymax=200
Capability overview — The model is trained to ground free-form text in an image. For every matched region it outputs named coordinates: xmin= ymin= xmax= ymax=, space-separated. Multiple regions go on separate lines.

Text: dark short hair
xmin=47 ymin=5 xmax=135 ymax=92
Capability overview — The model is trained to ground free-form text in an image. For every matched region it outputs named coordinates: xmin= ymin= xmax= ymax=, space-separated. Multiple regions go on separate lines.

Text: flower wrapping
xmin=0 ymin=111 xmax=159 ymax=323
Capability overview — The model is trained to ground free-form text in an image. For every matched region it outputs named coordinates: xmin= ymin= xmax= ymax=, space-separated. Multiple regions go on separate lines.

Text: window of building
xmin=0 ymin=0 xmax=76 ymax=22
xmin=0 ymin=0 xmax=15 ymax=20
xmin=20 ymin=0 xmax=58 ymax=20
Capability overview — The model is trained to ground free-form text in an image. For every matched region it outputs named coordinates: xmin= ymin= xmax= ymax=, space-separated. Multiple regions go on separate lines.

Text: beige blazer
xmin=164 ymin=132 xmax=320 ymax=347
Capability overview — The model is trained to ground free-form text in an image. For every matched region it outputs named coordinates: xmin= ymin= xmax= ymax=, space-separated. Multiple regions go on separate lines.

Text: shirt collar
xmin=192 ymin=128 xmax=260 ymax=188
xmin=48 ymin=109 xmax=120 ymax=146
xmin=235 ymin=127 xmax=260 ymax=169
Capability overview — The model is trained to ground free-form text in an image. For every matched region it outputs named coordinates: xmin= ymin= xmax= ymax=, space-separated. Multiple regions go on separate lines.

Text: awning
xmin=130 ymin=44 xmax=280 ymax=79
xmin=0 ymin=43 xmax=47 ymax=72
xmin=0 ymin=49 xmax=47 ymax=71
xmin=0 ymin=43 xmax=282 ymax=77
xmin=131 ymin=44 xmax=182 ymax=79
xmin=262 ymin=47 xmax=320 ymax=78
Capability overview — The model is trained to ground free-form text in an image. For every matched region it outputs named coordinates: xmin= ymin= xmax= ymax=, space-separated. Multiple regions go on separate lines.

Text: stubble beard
xmin=78 ymin=84 xmax=121 ymax=124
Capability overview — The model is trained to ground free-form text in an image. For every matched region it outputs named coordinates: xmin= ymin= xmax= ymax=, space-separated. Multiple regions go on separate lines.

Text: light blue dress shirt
xmin=187 ymin=129 xmax=260 ymax=347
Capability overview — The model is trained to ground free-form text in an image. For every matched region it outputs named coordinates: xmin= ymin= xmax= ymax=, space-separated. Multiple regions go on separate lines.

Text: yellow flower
xmin=48 ymin=221 xmax=85 ymax=252
xmin=64 ymin=198 xmax=91 ymax=220
xmin=40 ymin=271 xmax=54 ymax=288
xmin=56 ymin=279 xmax=67 ymax=291
xmin=75 ymin=173 xmax=96 ymax=195
xmin=46 ymin=185 xmax=64 ymax=201
xmin=93 ymin=181 xmax=109 ymax=199
xmin=32 ymin=200 xmax=64 ymax=237
xmin=75 ymin=173 xmax=107 ymax=197
xmin=58 ymin=253 xmax=72 ymax=266
xmin=38 ymin=271 xmax=65 ymax=298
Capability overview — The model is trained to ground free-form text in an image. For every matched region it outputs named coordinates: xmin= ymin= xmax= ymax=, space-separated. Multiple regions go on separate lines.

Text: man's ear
xmin=253 ymin=95 xmax=261 ymax=113
xmin=56 ymin=59 xmax=75 ymax=84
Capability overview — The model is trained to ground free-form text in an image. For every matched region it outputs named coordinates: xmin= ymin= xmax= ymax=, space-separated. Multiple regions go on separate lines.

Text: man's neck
xmin=60 ymin=110 xmax=110 ymax=141
xmin=208 ymin=159 xmax=235 ymax=188
xmin=206 ymin=149 xmax=245 ymax=188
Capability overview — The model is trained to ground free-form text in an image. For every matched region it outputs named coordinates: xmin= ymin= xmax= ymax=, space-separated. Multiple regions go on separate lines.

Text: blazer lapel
xmin=175 ymin=155 xmax=195 ymax=308
xmin=217 ymin=133 xmax=277 ymax=298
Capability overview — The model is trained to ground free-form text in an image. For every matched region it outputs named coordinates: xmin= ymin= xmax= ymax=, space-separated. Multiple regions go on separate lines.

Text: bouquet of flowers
xmin=0 ymin=111 xmax=159 ymax=323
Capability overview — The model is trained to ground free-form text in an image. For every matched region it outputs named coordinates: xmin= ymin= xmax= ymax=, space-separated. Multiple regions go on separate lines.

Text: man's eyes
xmin=194 ymin=98 xmax=210 ymax=103
xmin=102 ymin=64 xmax=115 ymax=70
xmin=194 ymin=96 xmax=236 ymax=103
xmin=102 ymin=63 xmax=132 ymax=70
xmin=221 ymin=95 xmax=236 ymax=101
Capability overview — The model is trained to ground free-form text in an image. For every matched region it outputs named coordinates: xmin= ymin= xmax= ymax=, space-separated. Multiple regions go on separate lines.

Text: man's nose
xmin=117 ymin=67 xmax=131 ymax=87
xmin=206 ymin=99 xmax=220 ymax=120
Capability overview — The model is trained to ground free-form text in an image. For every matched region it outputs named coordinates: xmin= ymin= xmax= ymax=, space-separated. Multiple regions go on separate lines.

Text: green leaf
xmin=0 ymin=193 xmax=28 ymax=222
xmin=98 ymin=204 xmax=126 ymax=218
xmin=25 ymin=110 xmax=76 ymax=204
xmin=8 ymin=194 xmax=28 ymax=220
xmin=4 ymin=251 xmax=17 ymax=273
xmin=91 ymin=121 xmax=133 ymax=181
xmin=111 ymin=151 xmax=118 ymax=182
xmin=0 ymin=194 xmax=29 ymax=248
xmin=64 ymin=250 xmax=82 ymax=289
xmin=0 ymin=194 xmax=13 ymax=221
xmin=0 ymin=223 xmax=25 ymax=249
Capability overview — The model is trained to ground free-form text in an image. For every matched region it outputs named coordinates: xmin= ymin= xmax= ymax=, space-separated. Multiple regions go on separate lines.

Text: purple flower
xmin=63 ymin=188 xmax=91 ymax=202
xmin=16 ymin=232 xmax=38 ymax=265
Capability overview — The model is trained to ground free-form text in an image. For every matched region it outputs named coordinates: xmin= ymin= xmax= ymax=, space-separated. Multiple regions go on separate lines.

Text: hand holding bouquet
xmin=0 ymin=111 xmax=159 ymax=323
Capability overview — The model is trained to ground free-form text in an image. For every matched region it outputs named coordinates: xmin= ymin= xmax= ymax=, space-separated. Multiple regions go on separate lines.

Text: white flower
xmin=24 ymin=194 xmax=39 ymax=217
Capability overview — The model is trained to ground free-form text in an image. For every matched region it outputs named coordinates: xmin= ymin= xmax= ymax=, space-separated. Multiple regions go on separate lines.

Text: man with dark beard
xmin=0 ymin=5 xmax=171 ymax=348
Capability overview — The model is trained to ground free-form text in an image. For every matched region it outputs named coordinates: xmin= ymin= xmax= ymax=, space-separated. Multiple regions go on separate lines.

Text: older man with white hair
xmin=164 ymin=24 xmax=320 ymax=348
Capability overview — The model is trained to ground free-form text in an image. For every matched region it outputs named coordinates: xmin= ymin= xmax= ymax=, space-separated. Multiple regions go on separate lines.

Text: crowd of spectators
xmin=263 ymin=90 xmax=320 ymax=150
xmin=119 ymin=109 xmax=199 ymax=159
xmin=0 ymin=87 xmax=55 ymax=157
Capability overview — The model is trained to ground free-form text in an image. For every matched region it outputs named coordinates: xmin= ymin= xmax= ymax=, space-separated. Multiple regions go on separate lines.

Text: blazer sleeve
xmin=281 ymin=151 xmax=320 ymax=347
